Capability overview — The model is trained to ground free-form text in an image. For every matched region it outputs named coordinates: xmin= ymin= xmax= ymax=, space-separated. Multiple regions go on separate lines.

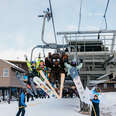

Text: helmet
xmin=71 ymin=59 xmax=77 ymax=66
xmin=31 ymin=61 xmax=36 ymax=64
xmin=94 ymin=94 xmax=98 ymax=97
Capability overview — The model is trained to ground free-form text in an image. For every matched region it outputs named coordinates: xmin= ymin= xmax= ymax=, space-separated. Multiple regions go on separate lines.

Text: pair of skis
xmin=33 ymin=70 xmax=65 ymax=99
xmin=33 ymin=76 xmax=55 ymax=98
xmin=33 ymin=70 xmax=59 ymax=98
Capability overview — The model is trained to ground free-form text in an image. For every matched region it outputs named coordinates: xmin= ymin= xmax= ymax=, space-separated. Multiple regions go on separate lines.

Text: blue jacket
xmin=92 ymin=99 xmax=100 ymax=104
xmin=19 ymin=92 xmax=27 ymax=107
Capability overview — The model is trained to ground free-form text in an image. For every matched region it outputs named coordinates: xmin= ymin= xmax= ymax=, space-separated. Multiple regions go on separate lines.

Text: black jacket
xmin=91 ymin=99 xmax=100 ymax=116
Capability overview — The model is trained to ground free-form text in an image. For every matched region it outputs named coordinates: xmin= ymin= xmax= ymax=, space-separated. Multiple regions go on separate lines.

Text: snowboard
xmin=33 ymin=76 xmax=55 ymax=98
xmin=70 ymin=67 xmax=86 ymax=102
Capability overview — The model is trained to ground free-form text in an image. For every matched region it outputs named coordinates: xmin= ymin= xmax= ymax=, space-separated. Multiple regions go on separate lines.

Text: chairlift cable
xmin=104 ymin=17 xmax=107 ymax=30
xmin=49 ymin=0 xmax=58 ymax=46
xmin=78 ymin=0 xmax=83 ymax=32
xmin=103 ymin=0 xmax=110 ymax=30
xmin=104 ymin=0 xmax=110 ymax=17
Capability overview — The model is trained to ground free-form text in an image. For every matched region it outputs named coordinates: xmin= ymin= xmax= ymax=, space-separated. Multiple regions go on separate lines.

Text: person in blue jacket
xmin=91 ymin=94 xmax=100 ymax=116
xmin=16 ymin=89 xmax=27 ymax=116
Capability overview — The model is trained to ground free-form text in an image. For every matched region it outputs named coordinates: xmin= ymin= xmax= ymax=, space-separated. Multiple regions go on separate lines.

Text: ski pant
xmin=16 ymin=108 xmax=25 ymax=116
xmin=91 ymin=110 xmax=100 ymax=116
xmin=91 ymin=106 xmax=100 ymax=116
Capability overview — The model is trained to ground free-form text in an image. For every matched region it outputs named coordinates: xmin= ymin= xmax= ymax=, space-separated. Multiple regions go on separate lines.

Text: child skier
xmin=91 ymin=94 xmax=100 ymax=116
xmin=16 ymin=89 xmax=27 ymax=116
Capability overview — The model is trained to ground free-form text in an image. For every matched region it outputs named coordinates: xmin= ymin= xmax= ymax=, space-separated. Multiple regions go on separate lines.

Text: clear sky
xmin=0 ymin=0 xmax=116 ymax=60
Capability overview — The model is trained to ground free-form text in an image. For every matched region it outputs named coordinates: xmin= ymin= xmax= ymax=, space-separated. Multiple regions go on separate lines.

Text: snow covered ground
xmin=0 ymin=98 xmax=83 ymax=116
xmin=100 ymin=92 xmax=116 ymax=116
xmin=0 ymin=92 xmax=116 ymax=116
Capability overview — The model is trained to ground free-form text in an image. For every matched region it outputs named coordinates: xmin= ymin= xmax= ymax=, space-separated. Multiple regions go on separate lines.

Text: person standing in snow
xmin=90 ymin=94 xmax=100 ymax=116
xmin=16 ymin=89 xmax=27 ymax=116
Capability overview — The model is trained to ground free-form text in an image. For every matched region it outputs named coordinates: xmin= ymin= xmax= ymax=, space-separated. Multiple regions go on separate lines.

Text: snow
xmin=0 ymin=92 xmax=116 ymax=116
xmin=100 ymin=92 xmax=116 ymax=116
xmin=0 ymin=98 xmax=83 ymax=116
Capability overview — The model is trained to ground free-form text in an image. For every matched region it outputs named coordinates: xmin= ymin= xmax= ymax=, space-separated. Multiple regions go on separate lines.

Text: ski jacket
xmin=92 ymin=99 xmax=100 ymax=104
xmin=64 ymin=62 xmax=83 ymax=75
xmin=19 ymin=92 xmax=27 ymax=107
xmin=26 ymin=59 xmax=32 ymax=72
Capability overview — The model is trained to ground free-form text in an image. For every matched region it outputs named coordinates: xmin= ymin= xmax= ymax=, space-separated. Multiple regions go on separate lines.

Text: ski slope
xmin=0 ymin=92 xmax=116 ymax=116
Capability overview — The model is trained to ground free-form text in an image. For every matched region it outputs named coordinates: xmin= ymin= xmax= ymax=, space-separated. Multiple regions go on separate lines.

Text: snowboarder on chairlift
xmin=64 ymin=58 xmax=83 ymax=76
xmin=16 ymin=89 xmax=27 ymax=116
xmin=90 ymin=94 xmax=100 ymax=116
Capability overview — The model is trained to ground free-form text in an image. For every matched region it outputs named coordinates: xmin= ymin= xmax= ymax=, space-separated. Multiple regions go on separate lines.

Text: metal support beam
xmin=57 ymin=30 xmax=116 ymax=35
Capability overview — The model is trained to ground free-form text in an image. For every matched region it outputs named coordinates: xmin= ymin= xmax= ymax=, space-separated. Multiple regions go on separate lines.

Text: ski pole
xmin=91 ymin=103 xmax=97 ymax=116
xmin=18 ymin=102 xmax=39 ymax=109
xmin=19 ymin=106 xmax=25 ymax=109
xmin=40 ymin=70 xmax=60 ymax=99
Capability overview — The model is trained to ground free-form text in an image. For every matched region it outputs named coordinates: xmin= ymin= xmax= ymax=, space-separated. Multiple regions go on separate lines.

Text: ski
xmin=33 ymin=76 xmax=55 ymax=98
xmin=30 ymin=78 xmax=38 ymax=96
xmin=39 ymin=70 xmax=60 ymax=99
xmin=59 ymin=73 xmax=65 ymax=98
xmin=27 ymin=88 xmax=34 ymax=97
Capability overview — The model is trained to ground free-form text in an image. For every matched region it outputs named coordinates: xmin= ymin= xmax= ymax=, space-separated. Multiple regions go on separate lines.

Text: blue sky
xmin=0 ymin=0 xmax=116 ymax=60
